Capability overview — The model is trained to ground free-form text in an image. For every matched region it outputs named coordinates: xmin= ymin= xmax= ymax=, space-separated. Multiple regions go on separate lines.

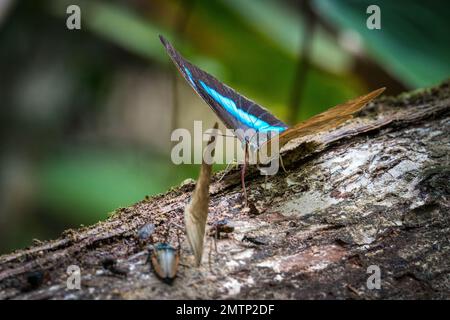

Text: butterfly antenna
xmin=204 ymin=131 xmax=237 ymax=139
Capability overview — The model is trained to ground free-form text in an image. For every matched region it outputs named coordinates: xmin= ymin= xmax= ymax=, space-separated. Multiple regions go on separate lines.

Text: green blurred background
xmin=0 ymin=0 xmax=449 ymax=253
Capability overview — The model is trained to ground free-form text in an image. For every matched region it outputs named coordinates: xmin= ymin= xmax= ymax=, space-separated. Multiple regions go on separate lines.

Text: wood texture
xmin=0 ymin=81 xmax=449 ymax=300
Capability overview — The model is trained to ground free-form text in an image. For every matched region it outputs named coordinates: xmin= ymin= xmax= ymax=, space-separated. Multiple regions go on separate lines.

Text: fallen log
xmin=1 ymin=81 xmax=449 ymax=299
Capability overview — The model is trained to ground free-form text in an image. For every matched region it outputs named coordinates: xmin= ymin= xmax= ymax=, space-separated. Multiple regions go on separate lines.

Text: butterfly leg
xmin=241 ymin=143 xmax=249 ymax=207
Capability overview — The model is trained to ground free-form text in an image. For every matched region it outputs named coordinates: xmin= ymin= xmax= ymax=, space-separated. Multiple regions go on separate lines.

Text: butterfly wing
xmin=278 ymin=88 xmax=385 ymax=147
xmin=159 ymin=36 xmax=287 ymax=149
xmin=258 ymin=88 xmax=385 ymax=159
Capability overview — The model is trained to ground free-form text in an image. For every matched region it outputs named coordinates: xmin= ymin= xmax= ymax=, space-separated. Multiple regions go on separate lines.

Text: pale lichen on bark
xmin=0 ymin=81 xmax=449 ymax=299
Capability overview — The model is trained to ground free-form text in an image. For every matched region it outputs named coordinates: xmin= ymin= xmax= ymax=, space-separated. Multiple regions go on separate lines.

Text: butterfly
xmin=159 ymin=35 xmax=385 ymax=203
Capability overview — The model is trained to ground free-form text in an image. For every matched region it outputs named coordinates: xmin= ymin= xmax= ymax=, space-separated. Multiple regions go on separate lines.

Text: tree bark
xmin=1 ymin=81 xmax=449 ymax=300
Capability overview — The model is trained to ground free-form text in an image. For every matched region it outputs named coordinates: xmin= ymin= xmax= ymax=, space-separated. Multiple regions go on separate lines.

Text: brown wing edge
xmin=257 ymin=87 xmax=385 ymax=160
xmin=279 ymin=87 xmax=386 ymax=145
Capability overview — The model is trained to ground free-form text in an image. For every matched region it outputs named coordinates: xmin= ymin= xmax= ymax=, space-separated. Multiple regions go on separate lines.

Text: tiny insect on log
xmin=23 ymin=270 xmax=49 ymax=292
xmin=209 ymin=219 xmax=235 ymax=239
xmin=101 ymin=257 xmax=128 ymax=277
xmin=150 ymin=243 xmax=179 ymax=284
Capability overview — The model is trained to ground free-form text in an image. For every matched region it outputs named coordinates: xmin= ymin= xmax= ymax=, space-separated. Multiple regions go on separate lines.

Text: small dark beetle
xmin=150 ymin=243 xmax=179 ymax=284
xmin=25 ymin=270 xmax=47 ymax=290
xmin=101 ymin=256 xmax=128 ymax=277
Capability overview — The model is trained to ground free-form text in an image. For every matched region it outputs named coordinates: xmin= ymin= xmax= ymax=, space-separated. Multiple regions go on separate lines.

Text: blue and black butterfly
xmin=159 ymin=36 xmax=288 ymax=151
xmin=159 ymin=35 xmax=385 ymax=203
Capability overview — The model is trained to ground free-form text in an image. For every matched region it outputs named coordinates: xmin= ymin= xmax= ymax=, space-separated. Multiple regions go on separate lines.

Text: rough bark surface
xmin=1 ymin=82 xmax=449 ymax=300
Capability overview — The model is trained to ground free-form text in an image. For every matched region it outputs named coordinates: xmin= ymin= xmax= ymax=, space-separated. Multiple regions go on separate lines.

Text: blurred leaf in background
xmin=313 ymin=0 xmax=450 ymax=88
xmin=37 ymin=148 xmax=199 ymax=224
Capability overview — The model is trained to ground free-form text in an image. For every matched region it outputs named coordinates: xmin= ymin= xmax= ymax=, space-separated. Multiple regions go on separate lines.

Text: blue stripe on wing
xmin=184 ymin=67 xmax=197 ymax=88
xmin=199 ymin=81 xmax=286 ymax=133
